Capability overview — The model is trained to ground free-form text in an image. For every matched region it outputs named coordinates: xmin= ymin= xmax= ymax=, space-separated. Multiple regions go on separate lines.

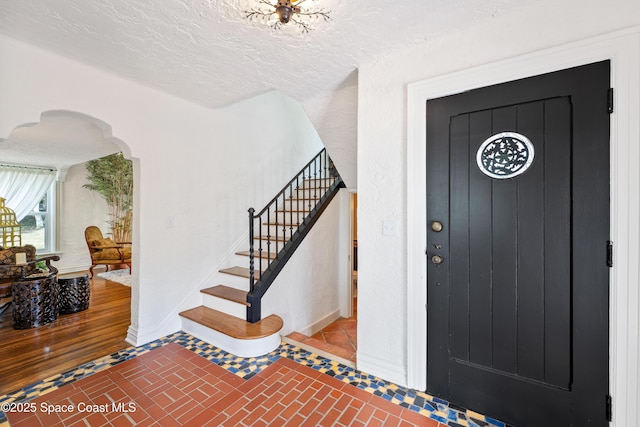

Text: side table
xmin=58 ymin=274 xmax=91 ymax=314
xmin=12 ymin=272 xmax=59 ymax=329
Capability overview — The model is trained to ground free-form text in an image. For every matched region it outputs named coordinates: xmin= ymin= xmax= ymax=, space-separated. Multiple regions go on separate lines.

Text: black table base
xmin=58 ymin=275 xmax=91 ymax=314
xmin=12 ymin=273 xmax=59 ymax=329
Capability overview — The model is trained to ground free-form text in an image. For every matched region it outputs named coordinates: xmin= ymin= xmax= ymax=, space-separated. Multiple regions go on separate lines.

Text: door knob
xmin=431 ymin=221 xmax=443 ymax=232
xmin=431 ymin=255 xmax=444 ymax=264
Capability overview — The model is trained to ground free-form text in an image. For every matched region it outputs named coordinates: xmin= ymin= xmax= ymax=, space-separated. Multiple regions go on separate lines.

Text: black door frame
xmin=405 ymin=29 xmax=640 ymax=426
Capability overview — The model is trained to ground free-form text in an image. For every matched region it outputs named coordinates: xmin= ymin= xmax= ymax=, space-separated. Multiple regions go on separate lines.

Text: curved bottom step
xmin=180 ymin=306 xmax=283 ymax=358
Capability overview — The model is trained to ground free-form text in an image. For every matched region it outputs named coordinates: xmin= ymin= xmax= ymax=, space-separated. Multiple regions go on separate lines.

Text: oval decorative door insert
xmin=476 ymin=131 xmax=534 ymax=179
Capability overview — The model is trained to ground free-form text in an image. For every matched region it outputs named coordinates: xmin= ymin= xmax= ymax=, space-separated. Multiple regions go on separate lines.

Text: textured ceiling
xmin=0 ymin=0 xmax=514 ymax=108
xmin=0 ymin=0 xmax=516 ymax=169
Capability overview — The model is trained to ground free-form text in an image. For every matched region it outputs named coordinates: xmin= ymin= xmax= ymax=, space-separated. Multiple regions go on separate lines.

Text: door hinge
xmin=608 ymin=88 xmax=614 ymax=114
xmin=606 ymin=394 xmax=613 ymax=422
xmin=607 ymin=241 xmax=613 ymax=267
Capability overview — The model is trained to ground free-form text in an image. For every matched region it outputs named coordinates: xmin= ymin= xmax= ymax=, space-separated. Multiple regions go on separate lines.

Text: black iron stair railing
xmin=247 ymin=148 xmax=344 ymax=322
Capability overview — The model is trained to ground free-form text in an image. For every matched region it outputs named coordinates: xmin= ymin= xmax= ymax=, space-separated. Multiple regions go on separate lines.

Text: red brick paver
xmin=7 ymin=343 xmax=441 ymax=426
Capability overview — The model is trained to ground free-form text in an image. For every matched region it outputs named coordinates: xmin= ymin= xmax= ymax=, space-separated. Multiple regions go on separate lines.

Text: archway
xmin=0 ymin=109 xmax=138 ymax=393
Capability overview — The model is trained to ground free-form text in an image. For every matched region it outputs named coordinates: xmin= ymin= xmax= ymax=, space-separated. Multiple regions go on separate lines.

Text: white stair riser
xmin=236 ymin=252 xmax=276 ymax=264
xmin=230 ymin=253 xmax=258 ymax=266
xmin=202 ymin=294 xmax=247 ymax=319
xmin=291 ymin=188 xmax=327 ymax=198
xmin=216 ymin=272 xmax=253 ymax=288
xmin=280 ymin=199 xmax=320 ymax=211
xmin=245 ymin=258 xmax=272 ymax=275
xmin=253 ymin=239 xmax=290 ymax=256
xmin=181 ymin=317 xmax=281 ymax=358
xmin=262 ymin=201 xmax=317 ymax=215
xmin=254 ymin=225 xmax=300 ymax=239
xmin=270 ymin=211 xmax=308 ymax=223
xmin=261 ymin=224 xmax=298 ymax=239
xmin=300 ymin=179 xmax=333 ymax=189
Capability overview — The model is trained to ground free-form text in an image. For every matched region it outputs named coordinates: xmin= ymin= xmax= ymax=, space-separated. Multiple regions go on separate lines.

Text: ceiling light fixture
xmin=246 ymin=0 xmax=331 ymax=33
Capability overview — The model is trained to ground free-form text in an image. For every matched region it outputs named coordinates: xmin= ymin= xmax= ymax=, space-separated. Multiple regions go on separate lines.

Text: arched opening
xmin=0 ymin=109 xmax=137 ymax=394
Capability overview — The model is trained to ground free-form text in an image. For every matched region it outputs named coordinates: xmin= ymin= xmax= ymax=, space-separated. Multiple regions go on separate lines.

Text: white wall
xmin=0 ymin=34 xmax=326 ymax=346
xmin=356 ymin=0 xmax=640 ymax=396
xmin=56 ymin=162 xmax=110 ymax=273
xmin=304 ymin=71 xmax=358 ymax=189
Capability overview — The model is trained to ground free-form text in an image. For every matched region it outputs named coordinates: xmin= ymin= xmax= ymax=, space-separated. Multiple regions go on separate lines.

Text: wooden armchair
xmin=84 ymin=226 xmax=131 ymax=278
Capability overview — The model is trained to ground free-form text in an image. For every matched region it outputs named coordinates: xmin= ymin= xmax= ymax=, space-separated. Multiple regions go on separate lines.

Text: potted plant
xmin=84 ymin=152 xmax=133 ymax=242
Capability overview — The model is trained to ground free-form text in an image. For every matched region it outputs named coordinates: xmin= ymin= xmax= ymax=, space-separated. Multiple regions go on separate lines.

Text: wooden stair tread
xmin=220 ymin=266 xmax=262 ymax=279
xmin=201 ymin=285 xmax=249 ymax=306
xmin=179 ymin=306 xmax=282 ymax=339
xmin=236 ymin=250 xmax=276 ymax=260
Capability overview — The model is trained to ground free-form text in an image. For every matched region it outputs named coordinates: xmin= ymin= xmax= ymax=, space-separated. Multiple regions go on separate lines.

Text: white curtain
xmin=0 ymin=165 xmax=56 ymax=221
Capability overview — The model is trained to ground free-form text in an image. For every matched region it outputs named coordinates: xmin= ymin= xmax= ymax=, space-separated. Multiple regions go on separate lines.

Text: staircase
xmin=179 ymin=149 xmax=344 ymax=357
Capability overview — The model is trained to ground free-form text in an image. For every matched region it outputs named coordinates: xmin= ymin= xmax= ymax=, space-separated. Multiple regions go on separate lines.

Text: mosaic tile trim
xmin=0 ymin=331 xmax=506 ymax=427
xmin=273 ymin=341 xmax=505 ymax=427
xmin=168 ymin=331 xmax=280 ymax=379
xmin=0 ymin=333 xmax=175 ymax=426
xmin=0 ymin=337 xmax=167 ymax=406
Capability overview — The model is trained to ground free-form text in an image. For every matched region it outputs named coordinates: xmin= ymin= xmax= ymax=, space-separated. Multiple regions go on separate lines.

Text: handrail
xmin=247 ymin=148 xmax=343 ymax=322
xmin=253 ymin=150 xmax=333 ymax=218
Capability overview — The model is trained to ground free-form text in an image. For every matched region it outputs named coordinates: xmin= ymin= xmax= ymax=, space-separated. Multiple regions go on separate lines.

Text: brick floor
xmin=287 ymin=314 xmax=358 ymax=363
xmin=5 ymin=343 xmax=441 ymax=426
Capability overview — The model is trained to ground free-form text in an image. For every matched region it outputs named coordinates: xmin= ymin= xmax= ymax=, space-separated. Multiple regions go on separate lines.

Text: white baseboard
xmin=125 ymin=325 xmax=138 ymax=347
xmin=357 ymin=352 xmax=407 ymax=388
xmin=297 ymin=308 xmax=341 ymax=336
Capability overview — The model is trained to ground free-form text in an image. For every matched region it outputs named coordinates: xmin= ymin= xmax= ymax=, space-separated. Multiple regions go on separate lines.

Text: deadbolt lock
xmin=431 ymin=221 xmax=443 ymax=232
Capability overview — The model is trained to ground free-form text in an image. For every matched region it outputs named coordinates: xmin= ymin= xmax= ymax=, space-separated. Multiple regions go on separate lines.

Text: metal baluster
xmin=321 ymin=156 xmax=324 ymax=197
xmin=258 ymin=215 xmax=263 ymax=277
xmin=307 ymin=164 xmax=312 ymax=211
xmin=280 ymin=191 xmax=291 ymax=244
xmin=265 ymin=209 xmax=270 ymax=274
xmin=296 ymin=174 xmax=301 ymax=229
xmin=248 ymin=208 xmax=255 ymax=292
xmin=290 ymin=179 xmax=295 ymax=239
xmin=324 ymin=150 xmax=328 ymax=184
xmin=274 ymin=199 xmax=278 ymax=256
xmin=313 ymin=158 xmax=318 ymax=208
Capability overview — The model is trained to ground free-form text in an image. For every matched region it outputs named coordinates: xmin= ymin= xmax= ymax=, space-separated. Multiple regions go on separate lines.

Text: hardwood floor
xmin=0 ymin=270 xmax=131 ymax=396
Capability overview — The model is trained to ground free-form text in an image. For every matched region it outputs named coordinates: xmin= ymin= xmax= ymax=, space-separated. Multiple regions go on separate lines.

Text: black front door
xmin=426 ymin=61 xmax=610 ymax=426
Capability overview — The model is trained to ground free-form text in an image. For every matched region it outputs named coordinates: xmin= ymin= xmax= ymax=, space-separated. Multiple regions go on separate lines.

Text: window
xmin=0 ymin=164 xmax=57 ymax=254
xmin=19 ymin=182 xmax=56 ymax=253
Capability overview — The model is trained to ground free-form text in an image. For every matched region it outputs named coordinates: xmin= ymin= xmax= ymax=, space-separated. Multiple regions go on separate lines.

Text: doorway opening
xmin=285 ymin=192 xmax=358 ymax=365
xmin=0 ymin=110 xmax=138 ymax=389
